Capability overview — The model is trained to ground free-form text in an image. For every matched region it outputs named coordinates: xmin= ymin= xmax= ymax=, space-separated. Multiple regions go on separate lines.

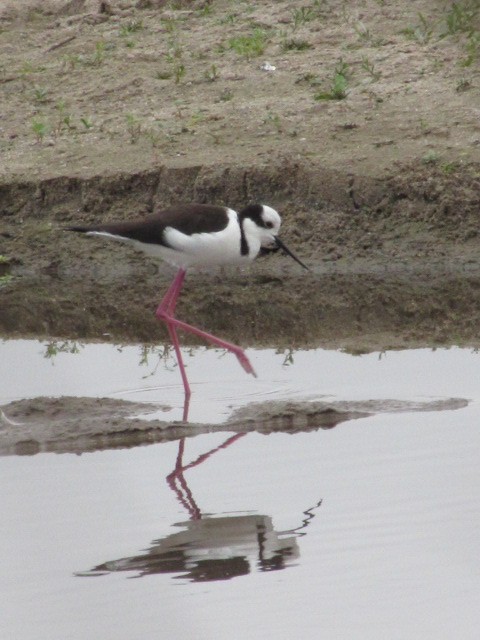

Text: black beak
xmin=274 ymin=237 xmax=309 ymax=270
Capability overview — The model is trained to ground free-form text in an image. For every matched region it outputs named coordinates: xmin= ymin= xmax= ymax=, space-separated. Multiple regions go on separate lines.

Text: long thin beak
xmin=274 ymin=237 xmax=309 ymax=270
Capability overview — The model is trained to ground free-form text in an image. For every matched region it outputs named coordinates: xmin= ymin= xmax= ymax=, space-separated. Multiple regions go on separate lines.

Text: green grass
xmin=444 ymin=1 xmax=479 ymax=35
xmin=119 ymin=19 xmax=143 ymax=36
xmin=204 ymin=64 xmax=219 ymax=82
xmin=218 ymin=88 xmax=234 ymax=102
xmin=228 ymin=28 xmax=268 ymax=59
xmin=263 ymin=110 xmax=282 ymax=132
xmin=33 ymin=86 xmax=49 ymax=103
xmin=314 ymin=60 xmax=350 ymax=101
xmin=461 ymin=32 xmax=480 ymax=66
xmin=422 ymin=150 xmax=439 ymax=165
xmin=400 ymin=12 xmax=434 ymax=44
xmin=361 ymin=57 xmax=381 ymax=81
xmin=125 ymin=114 xmax=143 ymax=143
xmin=80 ymin=117 xmax=93 ymax=130
xmin=281 ymin=38 xmax=313 ymax=52
xmin=31 ymin=119 xmax=48 ymax=142
xmin=291 ymin=6 xmax=316 ymax=30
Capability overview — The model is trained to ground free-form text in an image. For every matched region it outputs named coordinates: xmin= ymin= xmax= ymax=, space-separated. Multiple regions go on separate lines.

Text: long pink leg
xmin=156 ymin=268 xmax=257 ymax=392
xmin=158 ymin=270 xmax=192 ymax=410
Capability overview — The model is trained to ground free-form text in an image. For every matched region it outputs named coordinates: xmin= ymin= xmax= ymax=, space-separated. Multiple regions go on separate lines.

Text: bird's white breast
xmin=162 ymin=209 xmax=252 ymax=268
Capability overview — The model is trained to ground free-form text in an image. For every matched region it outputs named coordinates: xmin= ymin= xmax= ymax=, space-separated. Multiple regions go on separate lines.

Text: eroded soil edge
xmin=1 ymin=159 xmax=480 ymax=351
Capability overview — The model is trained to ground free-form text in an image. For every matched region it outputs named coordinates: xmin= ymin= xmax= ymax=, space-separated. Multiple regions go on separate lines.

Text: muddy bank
xmin=0 ymin=395 xmax=468 ymax=456
xmin=1 ymin=160 xmax=480 ymax=350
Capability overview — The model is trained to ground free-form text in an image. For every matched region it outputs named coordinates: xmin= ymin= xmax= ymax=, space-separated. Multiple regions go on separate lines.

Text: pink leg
xmin=158 ymin=270 xmax=192 ymax=407
xmin=155 ymin=269 xmax=257 ymax=393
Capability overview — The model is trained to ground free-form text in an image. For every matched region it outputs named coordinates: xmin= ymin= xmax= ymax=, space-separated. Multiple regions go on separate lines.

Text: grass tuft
xmin=228 ymin=28 xmax=268 ymax=59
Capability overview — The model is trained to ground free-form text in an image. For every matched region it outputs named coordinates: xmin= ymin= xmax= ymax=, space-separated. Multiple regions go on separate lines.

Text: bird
xmin=68 ymin=203 xmax=308 ymax=410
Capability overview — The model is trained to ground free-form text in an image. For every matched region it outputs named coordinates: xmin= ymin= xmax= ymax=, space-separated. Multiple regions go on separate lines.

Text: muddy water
xmin=2 ymin=341 xmax=480 ymax=639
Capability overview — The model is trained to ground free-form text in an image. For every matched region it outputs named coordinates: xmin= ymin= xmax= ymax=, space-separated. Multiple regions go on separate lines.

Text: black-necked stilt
xmin=68 ymin=203 xmax=308 ymax=408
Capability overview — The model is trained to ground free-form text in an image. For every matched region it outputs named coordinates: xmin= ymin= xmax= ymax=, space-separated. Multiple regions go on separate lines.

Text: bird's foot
xmin=233 ymin=348 xmax=257 ymax=378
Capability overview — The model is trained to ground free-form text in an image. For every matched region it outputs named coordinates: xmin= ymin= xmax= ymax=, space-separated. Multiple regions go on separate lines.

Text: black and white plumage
xmin=68 ymin=203 xmax=307 ymax=270
xmin=68 ymin=202 xmax=307 ymax=419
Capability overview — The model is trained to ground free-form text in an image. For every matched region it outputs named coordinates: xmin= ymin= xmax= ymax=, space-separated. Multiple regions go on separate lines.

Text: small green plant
xmin=296 ymin=72 xmax=320 ymax=86
xmin=419 ymin=118 xmax=431 ymax=135
xmin=291 ymin=6 xmax=315 ymax=30
xmin=80 ymin=117 xmax=93 ymax=129
xmin=204 ymin=63 xmax=219 ymax=82
xmin=20 ymin=60 xmax=36 ymax=74
xmin=155 ymin=69 xmax=173 ymax=80
xmin=173 ymin=62 xmax=186 ymax=84
xmin=228 ymin=28 xmax=268 ymax=59
xmin=280 ymin=347 xmax=295 ymax=366
xmin=125 ymin=113 xmax=142 ymax=143
xmin=263 ymin=110 xmax=282 ymax=132
xmin=92 ymin=41 xmax=106 ymax=66
xmin=207 ymin=131 xmax=222 ymax=145
xmin=32 ymin=119 xmax=48 ymax=142
xmin=53 ymin=100 xmax=74 ymax=136
xmin=422 ymin=150 xmax=439 ymax=164
xmin=218 ymin=88 xmax=234 ymax=102
xmin=165 ymin=31 xmax=186 ymax=83
xmin=161 ymin=16 xmax=177 ymax=34
xmin=61 ymin=53 xmax=81 ymax=71
xmin=119 ymin=19 xmax=143 ymax=36
xmin=354 ymin=22 xmax=372 ymax=42
xmin=198 ymin=3 xmax=213 ymax=16
xmin=444 ymin=1 xmax=478 ymax=35
xmin=441 ymin=161 xmax=458 ymax=174
xmin=461 ymin=32 xmax=480 ymax=66
xmin=361 ymin=57 xmax=381 ymax=81
xmin=33 ymin=86 xmax=49 ymax=103
xmin=281 ymin=38 xmax=313 ymax=52
xmin=314 ymin=59 xmax=350 ymax=100
xmin=0 ymin=255 xmax=11 ymax=282
xmin=219 ymin=13 xmax=236 ymax=25
xmin=44 ymin=340 xmax=81 ymax=359
xmin=400 ymin=12 xmax=434 ymax=44
xmin=456 ymin=77 xmax=472 ymax=92
xmin=188 ymin=111 xmax=206 ymax=128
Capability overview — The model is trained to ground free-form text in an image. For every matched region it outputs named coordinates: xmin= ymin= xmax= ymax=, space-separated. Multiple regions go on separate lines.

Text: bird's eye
xmin=265 ymin=221 xmax=274 ymax=229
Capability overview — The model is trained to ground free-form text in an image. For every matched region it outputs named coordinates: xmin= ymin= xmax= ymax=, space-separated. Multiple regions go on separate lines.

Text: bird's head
xmin=239 ymin=204 xmax=281 ymax=248
xmin=239 ymin=204 xmax=308 ymax=270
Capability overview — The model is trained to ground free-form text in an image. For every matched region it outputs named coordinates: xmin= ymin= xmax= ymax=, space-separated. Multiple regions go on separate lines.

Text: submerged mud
xmin=0 ymin=395 xmax=469 ymax=456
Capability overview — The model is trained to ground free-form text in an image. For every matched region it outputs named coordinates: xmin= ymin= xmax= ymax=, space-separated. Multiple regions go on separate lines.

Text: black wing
xmin=67 ymin=204 xmax=230 ymax=247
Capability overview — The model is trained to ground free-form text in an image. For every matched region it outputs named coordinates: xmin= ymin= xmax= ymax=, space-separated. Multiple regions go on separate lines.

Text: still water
xmin=1 ymin=340 xmax=480 ymax=639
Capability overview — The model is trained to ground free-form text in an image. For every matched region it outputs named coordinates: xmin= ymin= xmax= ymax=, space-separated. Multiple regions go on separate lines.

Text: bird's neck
xmin=239 ymin=216 xmax=249 ymax=256
xmin=240 ymin=218 xmax=261 ymax=260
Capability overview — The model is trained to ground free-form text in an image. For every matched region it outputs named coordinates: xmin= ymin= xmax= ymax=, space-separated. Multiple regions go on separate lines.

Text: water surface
xmin=1 ymin=341 xmax=479 ymax=639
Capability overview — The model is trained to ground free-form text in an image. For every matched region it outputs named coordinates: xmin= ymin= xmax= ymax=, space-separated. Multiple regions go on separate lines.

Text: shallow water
xmin=1 ymin=340 xmax=480 ymax=639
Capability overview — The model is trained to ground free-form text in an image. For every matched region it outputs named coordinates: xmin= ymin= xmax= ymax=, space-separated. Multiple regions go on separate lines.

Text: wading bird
xmin=68 ymin=203 xmax=308 ymax=416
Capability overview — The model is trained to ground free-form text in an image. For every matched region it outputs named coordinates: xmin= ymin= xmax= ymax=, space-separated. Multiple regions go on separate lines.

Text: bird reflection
xmin=76 ymin=435 xmax=322 ymax=582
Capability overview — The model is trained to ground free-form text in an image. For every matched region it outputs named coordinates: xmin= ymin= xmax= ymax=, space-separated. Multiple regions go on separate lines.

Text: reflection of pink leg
xmin=166 ymin=434 xmax=247 ymax=520
xmin=155 ymin=269 xmax=257 ymax=393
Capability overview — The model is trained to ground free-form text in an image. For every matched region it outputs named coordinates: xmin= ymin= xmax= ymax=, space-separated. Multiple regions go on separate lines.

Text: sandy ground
xmin=0 ymin=1 xmax=480 ymax=446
